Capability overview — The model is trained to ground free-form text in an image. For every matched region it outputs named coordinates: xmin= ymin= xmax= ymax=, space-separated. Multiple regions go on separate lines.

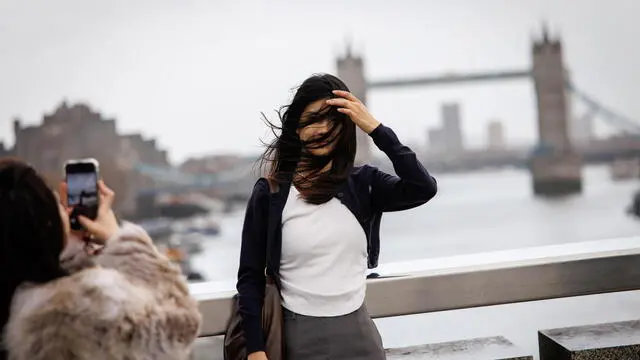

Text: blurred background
xmin=2 ymin=0 xmax=640 ymax=357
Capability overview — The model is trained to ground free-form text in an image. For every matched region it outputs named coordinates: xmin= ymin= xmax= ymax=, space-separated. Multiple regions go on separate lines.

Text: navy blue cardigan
xmin=236 ymin=124 xmax=437 ymax=354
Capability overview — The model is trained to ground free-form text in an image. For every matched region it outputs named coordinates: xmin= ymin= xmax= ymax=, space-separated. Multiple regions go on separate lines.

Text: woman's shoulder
xmin=245 ymin=177 xmax=268 ymax=195
xmin=8 ymin=268 xmax=149 ymax=334
xmin=6 ymin=267 xmax=200 ymax=359
xmin=248 ymin=177 xmax=277 ymax=202
xmin=350 ymin=164 xmax=379 ymax=181
xmin=11 ymin=268 xmax=128 ymax=311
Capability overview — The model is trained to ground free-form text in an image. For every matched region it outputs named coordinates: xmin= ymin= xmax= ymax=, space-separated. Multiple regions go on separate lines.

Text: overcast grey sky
xmin=1 ymin=0 xmax=638 ymax=163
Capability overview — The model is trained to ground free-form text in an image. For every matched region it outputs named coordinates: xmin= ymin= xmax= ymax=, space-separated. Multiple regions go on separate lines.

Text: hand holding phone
xmin=78 ymin=180 xmax=119 ymax=242
xmin=60 ymin=178 xmax=119 ymax=243
xmin=64 ymin=159 xmax=100 ymax=230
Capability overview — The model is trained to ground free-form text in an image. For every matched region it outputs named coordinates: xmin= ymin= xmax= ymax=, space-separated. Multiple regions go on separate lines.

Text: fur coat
xmin=3 ymin=222 xmax=202 ymax=360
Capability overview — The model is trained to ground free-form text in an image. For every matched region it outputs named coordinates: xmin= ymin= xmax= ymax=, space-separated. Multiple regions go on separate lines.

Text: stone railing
xmin=189 ymin=236 xmax=640 ymax=359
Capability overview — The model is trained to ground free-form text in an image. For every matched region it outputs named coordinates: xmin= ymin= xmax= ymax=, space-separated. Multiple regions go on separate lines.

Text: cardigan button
xmin=337 ymin=192 xmax=344 ymax=198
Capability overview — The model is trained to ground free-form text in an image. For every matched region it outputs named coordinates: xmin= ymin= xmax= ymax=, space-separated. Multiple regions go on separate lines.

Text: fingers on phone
xmin=98 ymin=181 xmax=115 ymax=207
xmin=58 ymin=182 xmax=68 ymax=207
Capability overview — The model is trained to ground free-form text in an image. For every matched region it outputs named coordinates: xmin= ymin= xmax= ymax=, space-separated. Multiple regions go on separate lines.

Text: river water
xmin=190 ymin=165 xmax=640 ymax=358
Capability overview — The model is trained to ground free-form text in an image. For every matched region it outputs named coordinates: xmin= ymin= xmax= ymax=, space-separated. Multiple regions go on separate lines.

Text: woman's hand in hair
xmin=76 ymin=181 xmax=119 ymax=243
xmin=326 ymin=90 xmax=381 ymax=134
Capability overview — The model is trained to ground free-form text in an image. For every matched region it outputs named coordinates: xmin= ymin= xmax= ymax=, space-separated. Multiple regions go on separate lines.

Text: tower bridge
xmin=135 ymin=25 xmax=640 ymax=199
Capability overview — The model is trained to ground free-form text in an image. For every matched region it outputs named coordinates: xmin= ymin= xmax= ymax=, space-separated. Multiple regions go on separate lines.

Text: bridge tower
xmin=530 ymin=26 xmax=582 ymax=196
xmin=336 ymin=46 xmax=372 ymax=165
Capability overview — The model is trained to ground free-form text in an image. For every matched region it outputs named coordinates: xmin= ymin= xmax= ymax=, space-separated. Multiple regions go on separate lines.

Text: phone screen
xmin=67 ymin=172 xmax=98 ymax=208
xmin=65 ymin=161 xmax=99 ymax=230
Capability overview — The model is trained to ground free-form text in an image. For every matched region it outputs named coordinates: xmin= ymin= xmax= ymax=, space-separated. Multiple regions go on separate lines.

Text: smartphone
xmin=64 ymin=158 xmax=100 ymax=230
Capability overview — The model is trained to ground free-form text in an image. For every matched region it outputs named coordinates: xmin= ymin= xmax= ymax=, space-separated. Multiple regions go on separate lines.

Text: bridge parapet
xmin=188 ymin=236 xmax=640 ymax=358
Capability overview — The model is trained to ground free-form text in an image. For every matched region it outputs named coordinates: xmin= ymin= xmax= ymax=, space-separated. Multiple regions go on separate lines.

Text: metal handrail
xmin=189 ymin=236 xmax=640 ymax=337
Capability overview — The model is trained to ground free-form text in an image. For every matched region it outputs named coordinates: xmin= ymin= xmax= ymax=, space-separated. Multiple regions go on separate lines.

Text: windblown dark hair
xmin=259 ymin=74 xmax=356 ymax=204
xmin=0 ymin=158 xmax=68 ymax=358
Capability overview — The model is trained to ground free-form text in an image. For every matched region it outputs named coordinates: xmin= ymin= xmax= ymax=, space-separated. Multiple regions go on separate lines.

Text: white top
xmin=279 ymin=185 xmax=368 ymax=317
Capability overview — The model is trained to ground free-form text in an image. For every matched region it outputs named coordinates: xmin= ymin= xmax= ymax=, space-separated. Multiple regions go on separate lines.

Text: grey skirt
xmin=283 ymin=304 xmax=386 ymax=360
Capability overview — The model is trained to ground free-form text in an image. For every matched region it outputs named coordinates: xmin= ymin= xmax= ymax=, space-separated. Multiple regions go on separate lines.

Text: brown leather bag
xmin=223 ymin=276 xmax=283 ymax=360
xmin=223 ymin=178 xmax=283 ymax=360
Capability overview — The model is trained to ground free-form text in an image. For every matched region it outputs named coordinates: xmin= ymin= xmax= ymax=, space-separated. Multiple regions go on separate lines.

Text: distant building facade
xmin=426 ymin=102 xmax=465 ymax=156
xmin=177 ymin=154 xmax=261 ymax=202
xmin=0 ymin=141 xmax=11 ymax=158
xmin=13 ymin=102 xmax=120 ymax=175
xmin=427 ymin=128 xmax=445 ymax=153
xmin=487 ymin=120 xmax=505 ymax=150
xmin=11 ymin=101 xmax=168 ymax=217
xmin=441 ymin=102 xmax=464 ymax=153
xmin=180 ymin=154 xmax=246 ymax=174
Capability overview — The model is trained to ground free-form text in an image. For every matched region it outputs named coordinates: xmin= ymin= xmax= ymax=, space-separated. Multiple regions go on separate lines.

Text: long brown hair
xmin=259 ymin=74 xmax=356 ymax=204
xmin=0 ymin=158 xmax=68 ymax=358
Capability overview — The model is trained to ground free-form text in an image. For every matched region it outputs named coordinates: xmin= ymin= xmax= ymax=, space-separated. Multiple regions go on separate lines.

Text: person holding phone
xmin=236 ymin=74 xmax=437 ymax=360
xmin=0 ymin=158 xmax=202 ymax=360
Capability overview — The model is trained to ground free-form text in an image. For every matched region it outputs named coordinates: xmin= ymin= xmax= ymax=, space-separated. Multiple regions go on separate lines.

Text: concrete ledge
xmin=539 ymin=320 xmax=640 ymax=360
xmin=190 ymin=336 xmax=224 ymax=360
xmin=193 ymin=237 xmax=640 ymax=336
xmin=190 ymin=335 xmax=533 ymax=360
xmin=386 ymin=336 xmax=532 ymax=360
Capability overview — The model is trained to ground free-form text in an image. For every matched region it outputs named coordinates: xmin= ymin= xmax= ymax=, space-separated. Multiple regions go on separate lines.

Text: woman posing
xmin=237 ymin=74 xmax=437 ymax=360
